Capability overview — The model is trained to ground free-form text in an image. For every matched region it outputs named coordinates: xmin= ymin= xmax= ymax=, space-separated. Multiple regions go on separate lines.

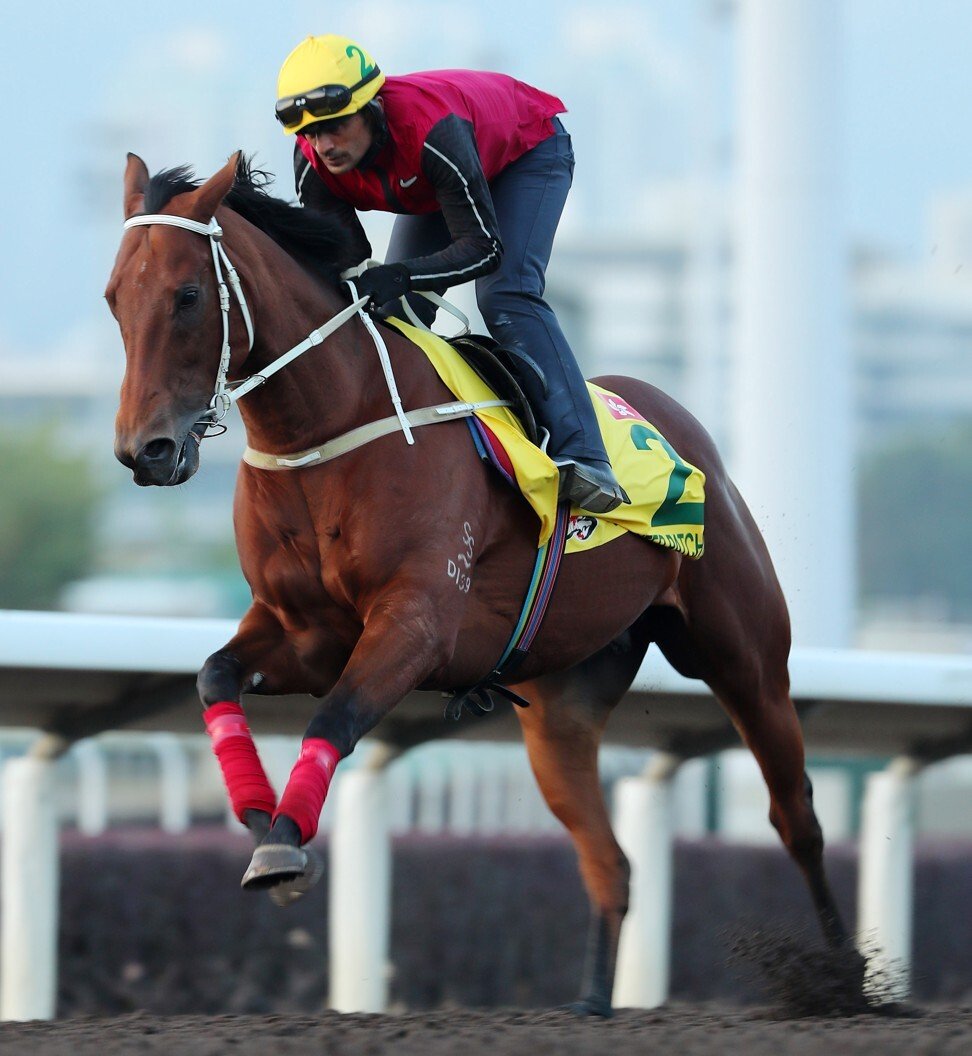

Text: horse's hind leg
xmin=512 ymin=627 xmax=651 ymax=1016
xmin=699 ymin=648 xmax=869 ymax=999
xmin=720 ymin=668 xmax=848 ymax=947
xmin=647 ymin=592 xmax=851 ymax=950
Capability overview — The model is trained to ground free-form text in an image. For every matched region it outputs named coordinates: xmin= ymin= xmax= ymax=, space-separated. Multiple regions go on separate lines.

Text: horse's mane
xmin=142 ymin=154 xmax=358 ymax=287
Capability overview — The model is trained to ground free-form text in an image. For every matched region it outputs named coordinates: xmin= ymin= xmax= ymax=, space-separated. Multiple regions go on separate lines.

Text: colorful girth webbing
xmin=496 ymin=498 xmax=571 ymax=668
xmin=444 ymin=497 xmax=571 ymax=720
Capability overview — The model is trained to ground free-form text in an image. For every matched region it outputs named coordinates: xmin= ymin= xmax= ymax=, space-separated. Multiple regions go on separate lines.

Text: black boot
xmin=554 ymin=457 xmax=630 ymax=514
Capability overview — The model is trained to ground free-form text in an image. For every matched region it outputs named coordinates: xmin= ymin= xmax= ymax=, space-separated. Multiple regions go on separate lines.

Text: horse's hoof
xmin=241 ymin=843 xmax=307 ymax=891
xmin=560 ymin=998 xmax=613 ymax=1018
xmin=267 ymin=847 xmax=325 ymax=907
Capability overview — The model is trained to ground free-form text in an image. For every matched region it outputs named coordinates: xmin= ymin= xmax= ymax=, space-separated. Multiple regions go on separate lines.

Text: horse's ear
xmin=185 ymin=150 xmax=241 ymax=222
xmin=123 ymin=152 xmax=150 ymax=219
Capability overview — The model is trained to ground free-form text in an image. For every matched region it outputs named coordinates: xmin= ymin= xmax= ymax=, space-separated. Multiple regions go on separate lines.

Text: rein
xmin=122 ymin=212 xmax=483 ymax=448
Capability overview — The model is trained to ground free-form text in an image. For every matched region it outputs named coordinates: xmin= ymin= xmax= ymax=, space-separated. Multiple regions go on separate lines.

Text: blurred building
xmin=855 ymin=189 xmax=972 ymax=450
xmin=554 ymin=184 xmax=972 ymax=457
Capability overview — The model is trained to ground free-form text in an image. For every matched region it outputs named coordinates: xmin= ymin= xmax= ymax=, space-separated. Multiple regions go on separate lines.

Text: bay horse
xmin=108 ymin=151 xmax=858 ymax=1014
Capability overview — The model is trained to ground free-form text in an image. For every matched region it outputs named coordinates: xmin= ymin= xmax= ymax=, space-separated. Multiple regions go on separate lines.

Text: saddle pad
xmin=387 ymin=318 xmax=705 ymax=559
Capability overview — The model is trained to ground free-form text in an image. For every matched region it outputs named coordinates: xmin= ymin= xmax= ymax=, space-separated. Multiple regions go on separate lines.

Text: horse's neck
xmin=227 ymin=222 xmax=416 ymax=455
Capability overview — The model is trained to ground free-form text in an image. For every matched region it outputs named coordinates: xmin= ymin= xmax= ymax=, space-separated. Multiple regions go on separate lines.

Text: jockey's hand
xmin=346 ymin=263 xmax=412 ymax=312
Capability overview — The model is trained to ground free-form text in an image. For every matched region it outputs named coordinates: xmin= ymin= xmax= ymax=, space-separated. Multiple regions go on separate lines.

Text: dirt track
xmin=2 ymin=1005 xmax=971 ymax=1056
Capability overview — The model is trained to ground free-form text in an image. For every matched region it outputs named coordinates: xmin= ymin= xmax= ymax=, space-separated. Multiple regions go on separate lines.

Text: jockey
xmin=275 ymin=34 xmax=629 ymax=514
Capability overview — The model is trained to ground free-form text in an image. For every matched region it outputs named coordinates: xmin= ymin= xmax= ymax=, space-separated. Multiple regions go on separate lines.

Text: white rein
xmin=122 ymin=212 xmax=474 ymax=447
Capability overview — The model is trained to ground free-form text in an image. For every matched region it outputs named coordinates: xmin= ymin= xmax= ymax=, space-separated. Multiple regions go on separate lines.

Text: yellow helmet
xmin=275 ymin=35 xmax=385 ymax=135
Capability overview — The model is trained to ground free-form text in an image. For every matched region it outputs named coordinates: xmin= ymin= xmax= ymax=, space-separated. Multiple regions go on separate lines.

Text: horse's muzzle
xmin=116 ymin=429 xmax=202 ymax=487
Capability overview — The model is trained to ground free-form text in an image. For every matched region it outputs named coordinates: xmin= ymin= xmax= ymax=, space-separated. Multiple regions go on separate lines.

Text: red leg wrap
xmin=273 ymin=738 xmax=341 ymax=844
xmin=203 ymin=701 xmax=277 ymax=822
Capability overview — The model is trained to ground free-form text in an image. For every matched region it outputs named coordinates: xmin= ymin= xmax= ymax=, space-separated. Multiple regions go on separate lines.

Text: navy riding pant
xmin=384 ymin=120 xmax=608 ymax=464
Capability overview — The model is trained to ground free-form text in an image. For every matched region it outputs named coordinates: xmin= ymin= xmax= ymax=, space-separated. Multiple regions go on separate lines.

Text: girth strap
xmin=242 ymin=399 xmax=512 ymax=470
xmin=444 ymin=500 xmax=572 ymax=720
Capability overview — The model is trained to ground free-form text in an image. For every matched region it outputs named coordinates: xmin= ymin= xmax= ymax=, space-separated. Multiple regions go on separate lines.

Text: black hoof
xmin=267 ymin=847 xmax=325 ymax=907
xmin=561 ymin=998 xmax=613 ymax=1018
xmin=241 ymin=843 xmax=307 ymax=890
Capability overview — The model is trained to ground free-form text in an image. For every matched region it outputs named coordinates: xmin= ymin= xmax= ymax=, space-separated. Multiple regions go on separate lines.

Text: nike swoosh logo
xmin=399 ymin=176 xmax=418 ymax=188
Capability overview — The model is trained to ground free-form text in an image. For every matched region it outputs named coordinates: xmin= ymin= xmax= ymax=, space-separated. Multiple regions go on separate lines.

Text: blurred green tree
xmin=0 ymin=428 xmax=101 ymax=609
xmin=858 ymin=422 xmax=972 ymax=619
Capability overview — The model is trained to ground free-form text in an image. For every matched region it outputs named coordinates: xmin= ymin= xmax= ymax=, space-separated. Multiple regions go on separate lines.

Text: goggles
xmin=274 ymin=66 xmax=381 ymax=129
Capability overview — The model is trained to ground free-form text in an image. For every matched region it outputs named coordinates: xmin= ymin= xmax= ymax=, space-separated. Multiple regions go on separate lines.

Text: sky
xmin=2 ymin=0 xmax=972 ymax=355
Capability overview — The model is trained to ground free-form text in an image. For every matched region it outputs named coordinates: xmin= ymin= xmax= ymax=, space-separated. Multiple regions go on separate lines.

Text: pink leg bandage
xmin=273 ymin=738 xmax=341 ymax=844
xmin=203 ymin=701 xmax=277 ymax=822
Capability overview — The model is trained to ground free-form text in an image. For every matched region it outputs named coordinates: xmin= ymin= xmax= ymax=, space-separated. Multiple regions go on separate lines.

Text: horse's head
xmin=107 ymin=152 xmax=246 ymax=486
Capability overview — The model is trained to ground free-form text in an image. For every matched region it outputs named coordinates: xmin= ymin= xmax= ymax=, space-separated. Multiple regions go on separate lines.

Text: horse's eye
xmin=177 ymin=287 xmax=199 ymax=310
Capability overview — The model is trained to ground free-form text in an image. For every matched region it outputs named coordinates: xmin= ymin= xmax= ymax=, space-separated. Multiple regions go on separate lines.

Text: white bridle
xmin=122 ymin=212 xmax=428 ymax=443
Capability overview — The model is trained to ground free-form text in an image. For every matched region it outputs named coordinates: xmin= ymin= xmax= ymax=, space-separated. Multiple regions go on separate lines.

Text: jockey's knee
xmin=477 ymin=283 xmax=544 ymax=338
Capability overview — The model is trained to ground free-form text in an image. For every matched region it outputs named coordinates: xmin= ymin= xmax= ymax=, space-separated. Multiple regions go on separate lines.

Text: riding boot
xmin=531 ymin=359 xmax=629 ymax=514
xmin=482 ymin=307 xmax=629 ymax=515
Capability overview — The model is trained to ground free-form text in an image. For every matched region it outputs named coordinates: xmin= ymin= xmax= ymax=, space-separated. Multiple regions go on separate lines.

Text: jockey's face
xmin=302 ymin=112 xmax=373 ymax=174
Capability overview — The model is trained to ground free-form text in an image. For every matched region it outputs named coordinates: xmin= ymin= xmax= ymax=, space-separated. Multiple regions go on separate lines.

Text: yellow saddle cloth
xmin=388 ymin=318 xmax=705 ymax=559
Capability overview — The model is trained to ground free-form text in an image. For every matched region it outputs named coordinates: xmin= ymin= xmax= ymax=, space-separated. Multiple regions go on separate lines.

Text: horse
xmin=108 ymin=151 xmax=860 ymax=1015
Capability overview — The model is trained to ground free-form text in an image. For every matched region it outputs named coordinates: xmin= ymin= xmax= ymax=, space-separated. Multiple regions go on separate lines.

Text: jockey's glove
xmin=347 ymin=263 xmax=412 ymax=311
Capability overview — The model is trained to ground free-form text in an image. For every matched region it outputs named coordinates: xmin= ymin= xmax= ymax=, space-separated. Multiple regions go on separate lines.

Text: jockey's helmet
xmin=275 ymin=35 xmax=385 ymax=134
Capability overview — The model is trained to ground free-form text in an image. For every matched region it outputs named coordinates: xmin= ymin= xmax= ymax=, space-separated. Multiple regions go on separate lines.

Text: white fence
xmin=4 ymin=731 xmax=972 ymax=843
xmin=0 ymin=732 xmax=666 ymax=838
xmin=4 ymin=617 xmax=972 ymax=1020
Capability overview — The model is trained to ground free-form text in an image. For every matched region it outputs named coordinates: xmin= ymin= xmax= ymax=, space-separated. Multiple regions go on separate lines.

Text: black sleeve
xmin=293 ymin=142 xmax=372 ymax=265
xmin=403 ymin=114 xmax=503 ymax=290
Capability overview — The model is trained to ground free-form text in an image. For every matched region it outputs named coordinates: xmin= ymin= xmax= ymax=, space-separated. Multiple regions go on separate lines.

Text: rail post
xmin=857 ymin=757 xmax=917 ymax=999
xmin=612 ymin=752 xmax=680 ymax=1008
xmin=1 ymin=736 xmax=68 ymax=1021
xmin=73 ymin=740 xmax=109 ymax=835
xmin=150 ymin=733 xmax=191 ymax=834
xmin=328 ymin=744 xmax=398 ymax=1012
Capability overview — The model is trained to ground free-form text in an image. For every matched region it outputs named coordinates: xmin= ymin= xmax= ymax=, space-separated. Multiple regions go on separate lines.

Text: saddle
xmin=445 ymin=334 xmax=542 ymax=448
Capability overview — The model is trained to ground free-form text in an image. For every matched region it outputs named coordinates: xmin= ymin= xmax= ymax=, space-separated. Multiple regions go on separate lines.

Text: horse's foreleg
xmin=517 ymin=688 xmax=624 ymax=1016
xmin=197 ymin=602 xmax=303 ymax=848
xmin=198 ymin=651 xmax=274 ymax=844
xmin=243 ymin=595 xmax=453 ymax=886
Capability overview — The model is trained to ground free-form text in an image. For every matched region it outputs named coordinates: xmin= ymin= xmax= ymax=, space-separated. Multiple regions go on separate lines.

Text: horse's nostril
xmin=141 ymin=438 xmax=176 ymax=464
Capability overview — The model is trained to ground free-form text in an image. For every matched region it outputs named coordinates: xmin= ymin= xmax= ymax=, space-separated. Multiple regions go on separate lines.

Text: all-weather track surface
xmin=2 ymin=1006 xmax=970 ymax=1056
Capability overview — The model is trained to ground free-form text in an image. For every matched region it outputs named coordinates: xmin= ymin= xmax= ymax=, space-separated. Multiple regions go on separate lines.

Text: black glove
xmin=347 ymin=263 xmax=411 ymax=311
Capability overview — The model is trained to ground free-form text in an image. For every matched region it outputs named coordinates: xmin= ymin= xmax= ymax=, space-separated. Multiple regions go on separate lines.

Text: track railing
xmin=3 ymin=614 xmax=972 ymax=1019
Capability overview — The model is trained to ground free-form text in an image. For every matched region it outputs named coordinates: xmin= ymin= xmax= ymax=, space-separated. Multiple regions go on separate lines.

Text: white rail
xmin=0 ymin=733 xmax=660 ymax=838
xmin=3 ymin=612 xmax=972 ymax=1019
